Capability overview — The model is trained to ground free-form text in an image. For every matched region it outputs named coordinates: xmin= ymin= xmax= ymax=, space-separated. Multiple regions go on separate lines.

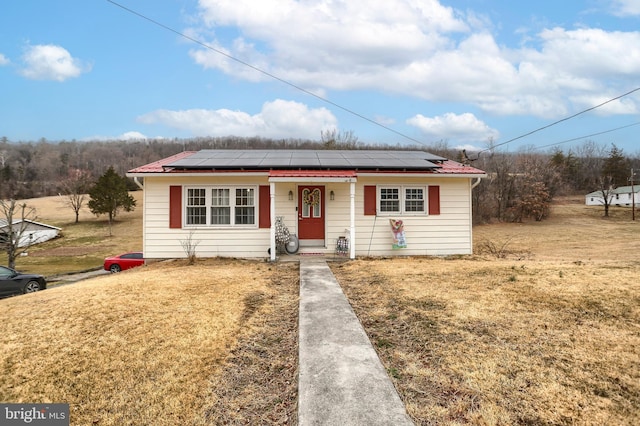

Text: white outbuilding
xmin=585 ymin=185 xmax=640 ymax=207
xmin=0 ymin=219 xmax=61 ymax=248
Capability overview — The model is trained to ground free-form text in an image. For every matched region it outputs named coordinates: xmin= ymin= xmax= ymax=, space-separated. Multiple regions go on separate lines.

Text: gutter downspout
xmin=133 ymin=176 xmax=144 ymax=189
xmin=469 ymin=176 xmax=483 ymax=256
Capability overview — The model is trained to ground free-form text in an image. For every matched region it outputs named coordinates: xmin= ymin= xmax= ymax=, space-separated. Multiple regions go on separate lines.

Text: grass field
xmin=1 ymin=192 xmax=144 ymax=276
xmin=332 ymin=199 xmax=640 ymax=425
xmin=0 ymin=195 xmax=638 ymax=424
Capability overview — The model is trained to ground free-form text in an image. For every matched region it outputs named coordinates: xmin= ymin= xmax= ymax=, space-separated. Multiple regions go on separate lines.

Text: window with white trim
xmin=378 ymin=186 xmax=427 ymax=215
xmin=185 ymin=186 xmax=256 ymax=226
xmin=186 ymin=188 xmax=206 ymax=225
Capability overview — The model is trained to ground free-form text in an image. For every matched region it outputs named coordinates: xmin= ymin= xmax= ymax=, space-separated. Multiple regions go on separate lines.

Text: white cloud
xmin=19 ymin=44 xmax=90 ymax=81
xmin=374 ymin=115 xmax=396 ymax=126
xmin=120 ymin=131 xmax=148 ymax=140
xmin=82 ymin=131 xmax=149 ymax=141
xmin=191 ymin=0 xmax=467 ymax=87
xmin=0 ymin=54 xmax=9 ymax=66
xmin=188 ymin=0 xmax=640 ymax=119
xmin=610 ymin=0 xmax=640 ymax=16
xmin=407 ymin=112 xmax=499 ymax=142
xmin=138 ymin=99 xmax=338 ymax=139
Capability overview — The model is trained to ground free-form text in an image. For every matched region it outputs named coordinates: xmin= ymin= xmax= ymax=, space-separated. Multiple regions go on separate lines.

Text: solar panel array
xmin=165 ymin=150 xmax=445 ymax=170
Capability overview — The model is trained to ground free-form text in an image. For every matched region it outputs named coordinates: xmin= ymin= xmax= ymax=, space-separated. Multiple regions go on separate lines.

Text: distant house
xmin=127 ymin=149 xmax=486 ymax=261
xmin=585 ymin=185 xmax=640 ymax=207
xmin=0 ymin=220 xmax=61 ymax=248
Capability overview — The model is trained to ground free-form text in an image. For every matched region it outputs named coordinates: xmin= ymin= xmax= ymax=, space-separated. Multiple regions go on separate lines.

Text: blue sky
xmin=1 ymin=0 xmax=640 ymax=155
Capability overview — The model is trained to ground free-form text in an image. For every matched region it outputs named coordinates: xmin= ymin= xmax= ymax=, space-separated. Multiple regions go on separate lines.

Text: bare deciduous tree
xmin=0 ymin=199 xmax=38 ymax=269
xmin=595 ymin=175 xmax=616 ymax=217
xmin=60 ymin=168 xmax=93 ymax=223
xmin=321 ymin=129 xmax=360 ymax=149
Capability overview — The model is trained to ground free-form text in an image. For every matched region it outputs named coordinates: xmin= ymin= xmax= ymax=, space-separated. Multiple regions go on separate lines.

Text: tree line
xmin=1 ymin=135 xmax=638 ymax=224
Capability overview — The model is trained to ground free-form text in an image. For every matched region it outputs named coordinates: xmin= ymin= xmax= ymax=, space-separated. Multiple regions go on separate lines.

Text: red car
xmin=104 ymin=252 xmax=144 ymax=273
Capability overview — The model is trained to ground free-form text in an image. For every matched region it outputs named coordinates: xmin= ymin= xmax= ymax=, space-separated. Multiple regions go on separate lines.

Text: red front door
xmin=298 ymin=186 xmax=325 ymax=241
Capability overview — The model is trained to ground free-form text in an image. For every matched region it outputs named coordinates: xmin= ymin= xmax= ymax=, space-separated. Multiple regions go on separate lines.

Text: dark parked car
xmin=0 ymin=266 xmax=47 ymax=297
xmin=104 ymin=252 xmax=144 ymax=273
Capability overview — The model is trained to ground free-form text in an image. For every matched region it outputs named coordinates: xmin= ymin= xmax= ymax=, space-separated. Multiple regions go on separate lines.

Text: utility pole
xmin=630 ymin=168 xmax=637 ymax=221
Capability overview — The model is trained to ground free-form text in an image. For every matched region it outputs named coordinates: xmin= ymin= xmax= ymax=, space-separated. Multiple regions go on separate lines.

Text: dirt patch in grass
xmin=0 ymin=258 xmax=299 ymax=425
xmin=202 ymin=262 xmax=299 ymax=424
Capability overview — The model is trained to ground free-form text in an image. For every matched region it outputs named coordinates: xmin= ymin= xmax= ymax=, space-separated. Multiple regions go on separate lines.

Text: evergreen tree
xmin=88 ymin=167 xmax=136 ymax=234
xmin=602 ymin=144 xmax=630 ymax=187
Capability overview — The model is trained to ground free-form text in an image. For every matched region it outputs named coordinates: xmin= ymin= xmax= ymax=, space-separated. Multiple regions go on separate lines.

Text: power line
xmin=532 ymin=121 xmax=640 ymax=151
xmin=106 ymin=1 xmax=640 ymax=154
xmin=476 ymin=87 xmax=640 ymax=156
xmin=105 ymin=0 xmax=430 ymax=146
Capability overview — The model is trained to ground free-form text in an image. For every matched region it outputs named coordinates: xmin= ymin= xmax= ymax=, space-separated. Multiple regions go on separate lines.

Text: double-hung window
xmin=186 ymin=188 xmax=207 ymax=225
xmin=211 ymin=188 xmax=231 ymax=224
xmin=378 ymin=186 xmax=426 ymax=215
xmin=404 ymin=188 xmax=425 ymax=212
xmin=234 ymin=188 xmax=255 ymax=225
xmin=379 ymin=188 xmax=400 ymax=213
xmin=185 ymin=186 xmax=256 ymax=227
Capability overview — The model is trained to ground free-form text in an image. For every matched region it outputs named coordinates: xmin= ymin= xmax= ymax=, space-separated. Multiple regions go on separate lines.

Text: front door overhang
xmin=268 ymin=169 xmax=357 ymax=183
xmin=268 ymin=170 xmax=357 ymax=261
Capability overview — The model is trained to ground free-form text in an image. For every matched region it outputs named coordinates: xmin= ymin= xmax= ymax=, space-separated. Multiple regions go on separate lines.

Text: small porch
xmin=268 ymin=170 xmax=357 ymax=261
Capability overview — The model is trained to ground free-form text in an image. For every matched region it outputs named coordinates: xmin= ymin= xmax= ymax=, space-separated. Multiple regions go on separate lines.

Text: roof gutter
xmin=471 ymin=177 xmax=482 ymax=189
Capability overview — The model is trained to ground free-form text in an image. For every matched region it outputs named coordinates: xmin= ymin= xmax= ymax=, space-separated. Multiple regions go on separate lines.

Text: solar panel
xmin=165 ymin=150 xmax=444 ymax=170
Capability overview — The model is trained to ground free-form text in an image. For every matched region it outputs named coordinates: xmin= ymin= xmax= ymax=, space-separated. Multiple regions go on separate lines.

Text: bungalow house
xmin=0 ymin=219 xmax=61 ymax=248
xmin=126 ymin=149 xmax=486 ymax=261
xmin=585 ymin=185 xmax=640 ymax=207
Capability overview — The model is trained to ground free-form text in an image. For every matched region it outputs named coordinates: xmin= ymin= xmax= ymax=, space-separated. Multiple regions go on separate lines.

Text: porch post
xmin=350 ymin=181 xmax=356 ymax=259
xmin=270 ymin=182 xmax=276 ymax=261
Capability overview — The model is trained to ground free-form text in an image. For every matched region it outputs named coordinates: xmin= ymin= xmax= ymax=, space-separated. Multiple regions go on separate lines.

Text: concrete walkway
xmin=298 ymin=258 xmax=413 ymax=425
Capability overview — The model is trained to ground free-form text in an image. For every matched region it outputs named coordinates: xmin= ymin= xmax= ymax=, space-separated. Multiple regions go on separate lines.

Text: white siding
xmin=586 ymin=191 xmax=640 ymax=206
xmin=352 ymin=177 xmax=473 ymax=256
xmin=144 ymin=176 xmax=279 ymax=259
xmin=142 ymin=174 xmax=475 ymax=259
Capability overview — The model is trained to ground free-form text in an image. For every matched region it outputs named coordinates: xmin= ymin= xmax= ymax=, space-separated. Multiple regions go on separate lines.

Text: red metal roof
xmin=434 ymin=160 xmax=485 ymax=174
xmin=128 ymin=151 xmax=197 ymax=173
xmin=128 ymin=152 xmax=485 ymax=176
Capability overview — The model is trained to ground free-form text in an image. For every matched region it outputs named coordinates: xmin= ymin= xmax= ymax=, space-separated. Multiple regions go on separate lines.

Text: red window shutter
xmin=364 ymin=185 xmax=376 ymax=215
xmin=428 ymin=185 xmax=440 ymax=215
xmin=259 ymin=185 xmax=271 ymax=228
xmin=169 ymin=186 xmax=182 ymax=228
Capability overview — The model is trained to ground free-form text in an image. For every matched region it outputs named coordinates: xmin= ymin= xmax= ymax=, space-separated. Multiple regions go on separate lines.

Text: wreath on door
xmin=303 ymin=188 xmax=321 ymax=206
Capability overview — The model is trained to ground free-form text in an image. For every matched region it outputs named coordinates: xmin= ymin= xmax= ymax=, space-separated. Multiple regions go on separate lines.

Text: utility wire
xmin=105 ymin=0 xmax=430 ymax=146
xmin=476 ymin=87 xmax=640 ymax=156
xmin=532 ymin=121 xmax=640 ymax=151
xmin=106 ymin=1 xmax=639 ymax=153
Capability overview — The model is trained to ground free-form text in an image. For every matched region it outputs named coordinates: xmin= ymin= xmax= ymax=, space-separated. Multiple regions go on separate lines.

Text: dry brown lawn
xmin=2 ymin=193 xmax=144 ymax=276
xmin=1 ymin=195 xmax=638 ymax=425
xmin=0 ymin=259 xmax=299 ymax=425
xmin=331 ymin=199 xmax=640 ymax=425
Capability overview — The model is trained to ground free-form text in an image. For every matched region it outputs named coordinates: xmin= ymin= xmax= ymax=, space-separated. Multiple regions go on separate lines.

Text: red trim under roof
xmin=268 ymin=170 xmax=357 ymax=178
